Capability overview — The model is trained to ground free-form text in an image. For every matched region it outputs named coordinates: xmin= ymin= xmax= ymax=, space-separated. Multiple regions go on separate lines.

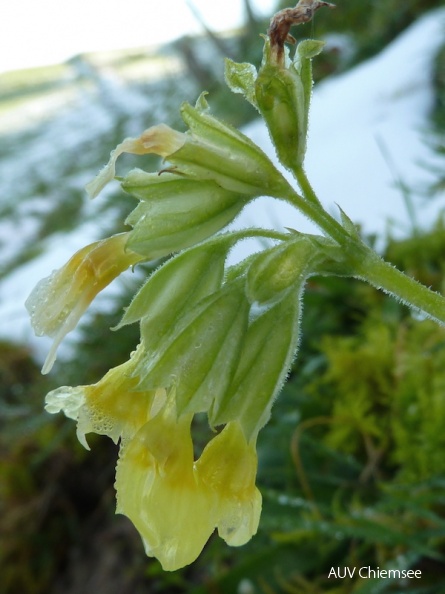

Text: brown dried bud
xmin=268 ymin=0 xmax=335 ymax=65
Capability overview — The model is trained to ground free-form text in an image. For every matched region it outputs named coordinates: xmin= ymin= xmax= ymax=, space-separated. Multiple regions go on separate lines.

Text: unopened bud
xmin=247 ymin=236 xmax=315 ymax=305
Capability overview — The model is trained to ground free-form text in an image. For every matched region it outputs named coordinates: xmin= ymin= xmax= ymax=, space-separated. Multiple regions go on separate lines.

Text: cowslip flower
xmin=115 ymin=393 xmax=262 ymax=571
xmin=195 ymin=421 xmax=262 ymax=547
xmin=86 ymin=94 xmax=291 ymax=200
xmin=44 ymin=345 xmax=167 ymax=449
xmin=115 ymin=394 xmax=216 ymax=571
xmin=25 ymin=233 xmax=143 ymax=374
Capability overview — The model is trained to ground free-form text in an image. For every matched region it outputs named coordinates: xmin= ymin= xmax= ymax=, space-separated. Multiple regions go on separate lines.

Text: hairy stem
xmin=285 ymin=167 xmax=445 ymax=325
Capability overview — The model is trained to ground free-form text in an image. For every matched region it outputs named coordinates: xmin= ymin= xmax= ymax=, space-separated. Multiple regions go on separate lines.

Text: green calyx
xmin=133 ymin=280 xmax=250 ymax=416
xmin=246 ymin=235 xmax=316 ymax=305
xmin=123 ymin=170 xmax=248 ymax=258
xmin=210 ymin=289 xmax=302 ymax=441
xmin=172 ymin=93 xmax=291 ymax=197
xmin=226 ymin=38 xmax=325 ymax=172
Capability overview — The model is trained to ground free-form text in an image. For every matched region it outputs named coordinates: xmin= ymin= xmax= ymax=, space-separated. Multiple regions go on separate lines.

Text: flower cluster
xmin=39 ymin=225 xmax=314 ymax=571
xmin=46 ymin=365 xmax=261 ymax=570
xmin=27 ymin=0 xmax=445 ymax=574
xmin=28 ymin=84 xmax=323 ymax=570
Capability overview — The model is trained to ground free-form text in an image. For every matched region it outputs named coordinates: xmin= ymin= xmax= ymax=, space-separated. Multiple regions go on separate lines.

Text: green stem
xmin=284 ymin=167 xmax=445 ymax=325
xmin=293 ymin=166 xmax=323 ymax=208
xmin=352 ymin=250 xmax=445 ymax=326
xmin=236 ymin=228 xmax=289 ymax=242
xmin=283 ymin=170 xmax=353 ymax=247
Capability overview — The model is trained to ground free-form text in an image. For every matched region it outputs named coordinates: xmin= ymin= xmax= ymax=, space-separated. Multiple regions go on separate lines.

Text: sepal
xmin=133 ymin=282 xmax=250 ymax=415
xmin=210 ymin=290 xmax=302 ymax=440
xmin=123 ymin=170 xmax=246 ymax=258
xmin=246 ymin=236 xmax=315 ymax=304
xmin=224 ymin=58 xmax=259 ymax=110
xmin=116 ymin=237 xmax=235 ymax=351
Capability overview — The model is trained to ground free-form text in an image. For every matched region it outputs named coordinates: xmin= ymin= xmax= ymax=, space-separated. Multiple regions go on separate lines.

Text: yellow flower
xmin=49 ymin=365 xmax=262 ymax=570
xmin=86 ymin=125 xmax=185 ymax=198
xmin=86 ymin=95 xmax=290 ymax=200
xmin=195 ymin=421 xmax=262 ymax=546
xmin=115 ymin=397 xmax=262 ymax=570
xmin=115 ymin=394 xmax=216 ymax=571
xmin=26 ymin=233 xmax=143 ymax=374
xmin=45 ymin=345 xmax=167 ymax=449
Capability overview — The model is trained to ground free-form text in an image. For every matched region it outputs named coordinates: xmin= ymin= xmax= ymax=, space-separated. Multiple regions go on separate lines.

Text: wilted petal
xmin=86 ymin=125 xmax=185 ymax=198
xmin=26 ymin=233 xmax=142 ymax=373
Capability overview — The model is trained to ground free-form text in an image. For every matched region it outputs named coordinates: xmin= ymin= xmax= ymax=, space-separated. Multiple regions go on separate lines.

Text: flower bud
xmin=246 ymin=236 xmax=315 ymax=304
xmin=226 ymin=39 xmax=324 ymax=171
xmin=122 ymin=170 xmax=247 ymax=258
xmin=25 ymin=233 xmax=142 ymax=374
xmin=255 ymin=38 xmax=325 ymax=170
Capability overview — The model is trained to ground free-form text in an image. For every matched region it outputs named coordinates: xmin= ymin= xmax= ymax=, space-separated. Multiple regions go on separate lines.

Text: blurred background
xmin=1 ymin=1 xmax=445 ymax=592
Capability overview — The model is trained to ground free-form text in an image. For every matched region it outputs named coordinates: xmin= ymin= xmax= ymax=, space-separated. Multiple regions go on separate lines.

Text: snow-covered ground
xmin=1 ymin=8 xmax=444 ymax=366
xmin=1 ymin=0 xmax=277 ymax=73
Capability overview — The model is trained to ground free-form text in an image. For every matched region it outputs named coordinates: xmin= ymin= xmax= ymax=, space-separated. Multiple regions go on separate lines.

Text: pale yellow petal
xmin=86 ymin=125 xmax=185 ymax=198
xmin=115 ymin=400 xmax=216 ymax=571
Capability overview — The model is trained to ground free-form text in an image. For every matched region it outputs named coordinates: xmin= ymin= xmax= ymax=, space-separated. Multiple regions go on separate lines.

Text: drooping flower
xmin=25 ymin=233 xmax=143 ymax=374
xmin=45 ymin=345 xmax=167 ymax=449
xmin=86 ymin=94 xmax=291 ymax=200
xmin=114 ymin=393 xmax=263 ymax=571
xmin=195 ymin=421 xmax=262 ymax=546
xmin=115 ymin=393 xmax=216 ymax=571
